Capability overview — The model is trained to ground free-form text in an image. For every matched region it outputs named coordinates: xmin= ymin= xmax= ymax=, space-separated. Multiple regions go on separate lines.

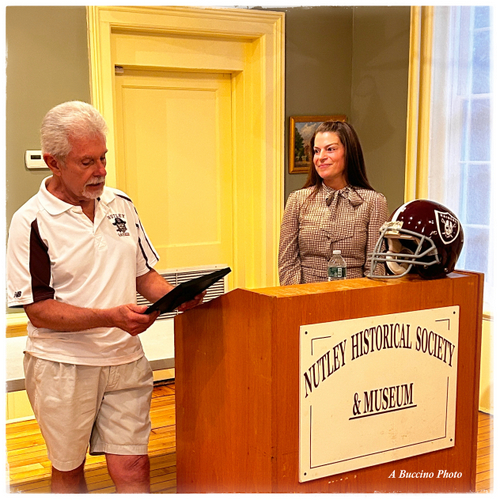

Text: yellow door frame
xmin=86 ymin=6 xmax=285 ymax=289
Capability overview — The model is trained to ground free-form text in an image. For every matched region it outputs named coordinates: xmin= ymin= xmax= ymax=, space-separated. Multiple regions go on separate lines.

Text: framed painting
xmin=289 ymin=115 xmax=347 ymax=174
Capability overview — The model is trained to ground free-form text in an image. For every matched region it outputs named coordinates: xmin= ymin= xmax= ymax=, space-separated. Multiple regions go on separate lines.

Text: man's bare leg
xmin=106 ymin=454 xmax=150 ymax=493
xmin=51 ymin=461 xmax=88 ymax=493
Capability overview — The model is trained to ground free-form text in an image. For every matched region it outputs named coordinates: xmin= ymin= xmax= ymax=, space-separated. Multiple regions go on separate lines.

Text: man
xmin=6 ymin=101 xmax=203 ymax=493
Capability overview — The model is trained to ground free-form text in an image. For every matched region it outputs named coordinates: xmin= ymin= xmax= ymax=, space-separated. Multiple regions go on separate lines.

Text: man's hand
xmin=25 ymin=299 xmax=159 ymax=335
xmin=176 ymin=291 xmax=207 ymax=312
xmin=110 ymin=304 xmax=160 ymax=336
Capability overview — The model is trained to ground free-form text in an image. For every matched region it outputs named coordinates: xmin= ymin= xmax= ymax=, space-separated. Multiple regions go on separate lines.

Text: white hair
xmin=40 ymin=101 xmax=108 ymax=159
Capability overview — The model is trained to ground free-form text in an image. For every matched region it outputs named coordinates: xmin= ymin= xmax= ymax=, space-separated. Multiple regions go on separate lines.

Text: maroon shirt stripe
xmin=30 ymin=219 xmax=55 ymax=302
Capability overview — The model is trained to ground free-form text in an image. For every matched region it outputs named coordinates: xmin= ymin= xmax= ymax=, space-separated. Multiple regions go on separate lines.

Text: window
xmin=427 ymin=6 xmax=492 ymax=312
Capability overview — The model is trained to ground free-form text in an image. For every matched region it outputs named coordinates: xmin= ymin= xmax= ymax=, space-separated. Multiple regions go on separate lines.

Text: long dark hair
xmin=303 ymin=121 xmax=374 ymax=192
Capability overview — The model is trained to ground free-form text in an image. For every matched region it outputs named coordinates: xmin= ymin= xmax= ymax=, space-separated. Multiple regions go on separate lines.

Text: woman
xmin=279 ymin=121 xmax=388 ymax=285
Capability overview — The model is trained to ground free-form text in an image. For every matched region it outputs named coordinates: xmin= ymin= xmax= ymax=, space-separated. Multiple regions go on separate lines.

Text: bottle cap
xmin=332 ymin=250 xmax=341 ymax=254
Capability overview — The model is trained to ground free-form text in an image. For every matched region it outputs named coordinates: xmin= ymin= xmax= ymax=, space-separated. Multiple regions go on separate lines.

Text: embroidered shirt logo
xmin=14 ymin=291 xmax=22 ymax=299
xmin=108 ymin=213 xmax=130 ymax=237
xmin=435 ymin=210 xmax=460 ymax=245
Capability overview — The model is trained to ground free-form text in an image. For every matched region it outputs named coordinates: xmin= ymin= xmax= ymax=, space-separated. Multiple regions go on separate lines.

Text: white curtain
xmin=427 ymin=6 xmax=494 ymax=314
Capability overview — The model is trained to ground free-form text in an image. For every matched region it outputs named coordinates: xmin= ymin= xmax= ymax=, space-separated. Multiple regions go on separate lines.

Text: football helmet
xmin=368 ymin=199 xmax=464 ymax=280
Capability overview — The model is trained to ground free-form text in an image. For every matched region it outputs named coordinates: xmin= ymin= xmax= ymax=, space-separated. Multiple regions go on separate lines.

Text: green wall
xmin=276 ymin=6 xmax=354 ymax=198
xmin=275 ymin=5 xmax=410 ymax=212
xmin=351 ymin=6 xmax=410 ymax=213
xmin=5 ymin=6 xmax=90 ymax=226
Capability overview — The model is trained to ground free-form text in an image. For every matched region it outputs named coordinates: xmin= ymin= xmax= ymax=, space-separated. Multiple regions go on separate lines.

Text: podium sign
xmin=299 ymin=306 xmax=459 ymax=482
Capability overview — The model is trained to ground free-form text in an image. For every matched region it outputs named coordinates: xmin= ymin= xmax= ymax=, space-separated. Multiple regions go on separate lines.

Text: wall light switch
xmin=25 ymin=150 xmax=47 ymax=170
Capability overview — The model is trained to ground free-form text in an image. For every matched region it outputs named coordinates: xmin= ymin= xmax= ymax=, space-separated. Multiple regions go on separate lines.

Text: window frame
xmin=405 ymin=5 xmax=493 ymax=314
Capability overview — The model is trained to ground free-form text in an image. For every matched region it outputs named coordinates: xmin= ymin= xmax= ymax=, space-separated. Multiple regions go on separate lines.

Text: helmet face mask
xmin=368 ymin=200 xmax=464 ymax=280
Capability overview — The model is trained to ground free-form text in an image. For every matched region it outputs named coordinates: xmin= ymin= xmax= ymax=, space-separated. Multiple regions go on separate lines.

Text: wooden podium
xmin=174 ymin=271 xmax=483 ymax=493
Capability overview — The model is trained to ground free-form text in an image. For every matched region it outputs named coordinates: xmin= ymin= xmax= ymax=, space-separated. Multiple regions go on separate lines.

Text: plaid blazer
xmin=278 ymin=184 xmax=389 ymax=285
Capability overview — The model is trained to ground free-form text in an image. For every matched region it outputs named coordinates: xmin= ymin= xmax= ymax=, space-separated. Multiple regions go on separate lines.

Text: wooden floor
xmin=6 ymin=382 xmax=494 ymax=493
xmin=7 ymin=383 xmax=177 ymax=494
xmin=476 ymin=410 xmax=494 ymax=493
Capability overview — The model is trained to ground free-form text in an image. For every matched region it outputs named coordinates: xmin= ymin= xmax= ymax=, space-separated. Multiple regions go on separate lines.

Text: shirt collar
xmin=96 ymin=184 xmax=117 ymax=208
xmin=38 ymin=176 xmax=116 ymax=215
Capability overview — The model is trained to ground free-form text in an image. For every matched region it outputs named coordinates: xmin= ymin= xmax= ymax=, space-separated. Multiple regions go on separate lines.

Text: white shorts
xmin=23 ymin=354 xmax=154 ymax=472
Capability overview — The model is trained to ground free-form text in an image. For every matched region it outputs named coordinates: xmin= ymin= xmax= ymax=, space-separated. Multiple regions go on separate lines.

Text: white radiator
xmin=137 ymin=264 xmax=229 ymax=320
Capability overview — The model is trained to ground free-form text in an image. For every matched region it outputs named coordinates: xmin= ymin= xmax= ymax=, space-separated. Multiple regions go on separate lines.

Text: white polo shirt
xmin=6 ymin=177 xmax=159 ymax=366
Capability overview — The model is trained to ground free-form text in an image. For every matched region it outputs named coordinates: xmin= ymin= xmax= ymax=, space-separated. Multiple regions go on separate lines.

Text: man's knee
xmin=51 ymin=461 xmax=88 ymax=493
xmin=106 ymin=454 xmax=150 ymax=492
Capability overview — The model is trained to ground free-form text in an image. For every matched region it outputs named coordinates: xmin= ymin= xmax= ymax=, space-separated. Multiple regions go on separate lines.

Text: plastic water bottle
xmin=328 ymin=250 xmax=347 ymax=281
